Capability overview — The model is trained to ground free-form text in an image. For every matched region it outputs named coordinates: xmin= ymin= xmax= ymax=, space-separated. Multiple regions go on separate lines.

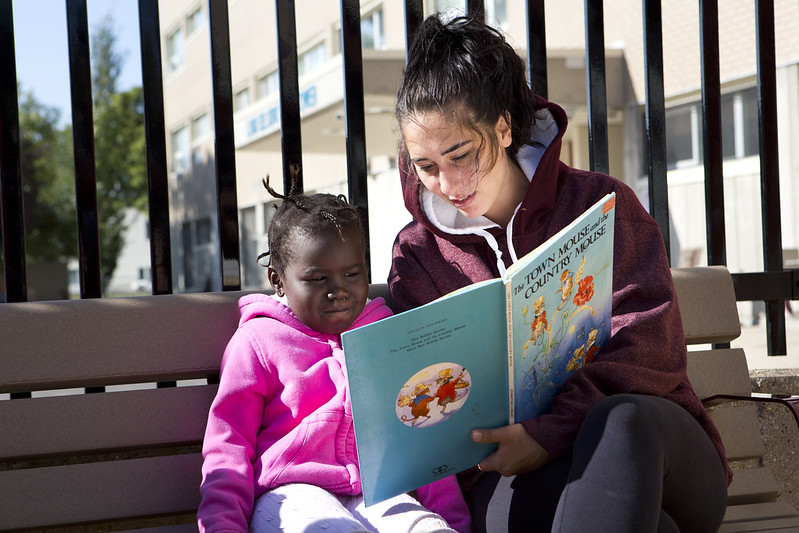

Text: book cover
xmin=342 ymin=193 xmax=616 ymax=506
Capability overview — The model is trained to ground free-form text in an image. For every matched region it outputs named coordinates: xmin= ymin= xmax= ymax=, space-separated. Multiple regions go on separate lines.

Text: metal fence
xmin=1 ymin=0 xmax=797 ymax=355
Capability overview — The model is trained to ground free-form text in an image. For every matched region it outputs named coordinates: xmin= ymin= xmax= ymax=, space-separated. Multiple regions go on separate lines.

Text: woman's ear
xmin=267 ymin=267 xmax=284 ymax=297
xmin=496 ymin=113 xmax=512 ymax=148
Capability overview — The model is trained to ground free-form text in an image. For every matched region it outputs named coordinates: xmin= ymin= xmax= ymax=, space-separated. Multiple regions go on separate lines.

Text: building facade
xmin=157 ymin=0 xmax=799 ymax=299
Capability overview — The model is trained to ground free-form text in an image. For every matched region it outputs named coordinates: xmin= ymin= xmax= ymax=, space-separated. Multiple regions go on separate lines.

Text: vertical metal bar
xmin=641 ymin=0 xmax=670 ymax=258
xmin=404 ymin=0 xmax=424 ymax=58
xmin=66 ymin=0 xmax=102 ymax=298
xmin=526 ymin=0 xmax=548 ymax=100
xmin=340 ymin=0 xmax=371 ymax=273
xmin=207 ymin=0 xmax=240 ymax=291
xmin=137 ymin=0 xmax=173 ymax=295
xmin=584 ymin=0 xmax=609 ymax=174
xmin=274 ymin=0 xmax=303 ymax=193
xmin=0 ymin=0 xmax=27 ymax=303
xmin=699 ymin=0 xmax=726 ymax=267
xmin=466 ymin=0 xmax=484 ymax=22
xmin=755 ymin=0 xmax=786 ymax=355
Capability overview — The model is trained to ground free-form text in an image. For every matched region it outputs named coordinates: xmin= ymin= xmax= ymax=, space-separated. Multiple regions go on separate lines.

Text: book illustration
xmin=396 ymin=363 xmax=472 ymax=428
xmin=514 ymin=253 xmax=611 ymax=419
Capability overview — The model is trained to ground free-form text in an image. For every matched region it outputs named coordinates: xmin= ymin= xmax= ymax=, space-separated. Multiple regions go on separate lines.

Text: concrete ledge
xmin=749 ymin=369 xmax=799 ymax=510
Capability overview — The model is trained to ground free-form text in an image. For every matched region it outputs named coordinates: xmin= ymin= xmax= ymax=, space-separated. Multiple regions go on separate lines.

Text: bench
xmin=0 ymin=267 xmax=797 ymax=532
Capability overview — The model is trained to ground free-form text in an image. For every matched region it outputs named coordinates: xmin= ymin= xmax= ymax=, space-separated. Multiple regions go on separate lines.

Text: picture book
xmin=341 ymin=193 xmax=616 ymax=506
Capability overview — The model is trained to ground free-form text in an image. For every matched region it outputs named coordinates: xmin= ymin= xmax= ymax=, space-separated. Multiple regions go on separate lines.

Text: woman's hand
xmin=471 ymin=423 xmax=551 ymax=476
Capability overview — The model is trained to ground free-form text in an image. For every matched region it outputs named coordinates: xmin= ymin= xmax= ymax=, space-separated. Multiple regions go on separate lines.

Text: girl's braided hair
xmin=258 ymin=166 xmax=365 ymax=274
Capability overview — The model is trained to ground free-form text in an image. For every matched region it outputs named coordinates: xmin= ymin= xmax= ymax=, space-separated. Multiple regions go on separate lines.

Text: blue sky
xmin=12 ymin=0 xmax=143 ymax=125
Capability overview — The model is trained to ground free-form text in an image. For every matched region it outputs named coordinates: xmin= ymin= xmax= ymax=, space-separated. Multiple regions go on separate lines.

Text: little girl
xmin=198 ymin=177 xmax=470 ymax=533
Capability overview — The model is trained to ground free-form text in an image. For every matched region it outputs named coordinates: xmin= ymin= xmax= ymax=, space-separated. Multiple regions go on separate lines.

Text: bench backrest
xmin=0 ymin=269 xmax=780 ymax=530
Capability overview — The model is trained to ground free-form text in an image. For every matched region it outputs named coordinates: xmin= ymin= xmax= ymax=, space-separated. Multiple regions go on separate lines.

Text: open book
xmin=341 ymin=193 xmax=616 ymax=506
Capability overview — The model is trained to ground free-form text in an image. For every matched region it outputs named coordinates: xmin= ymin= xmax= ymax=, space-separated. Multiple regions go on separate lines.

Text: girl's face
xmin=401 ymin=110 xmax=527 ymax=227
xmin=268 ymin=227 xmax=368 ymax=335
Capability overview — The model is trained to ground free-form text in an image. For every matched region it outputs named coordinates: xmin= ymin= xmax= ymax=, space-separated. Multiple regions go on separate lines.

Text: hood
xmin=399 ymin=96 xmax=568 ymax=243
xmin=236 ymin=292 xmax=388 ymax=338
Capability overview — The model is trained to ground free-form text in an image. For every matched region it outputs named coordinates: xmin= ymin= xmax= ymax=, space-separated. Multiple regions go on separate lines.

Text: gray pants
xmin=472 ymin=394 xmax=728 ymax=533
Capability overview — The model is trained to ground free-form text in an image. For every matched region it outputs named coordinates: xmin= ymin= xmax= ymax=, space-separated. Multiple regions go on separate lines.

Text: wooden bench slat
xmin=0 ymin=386 xmax=217 ymax=460
xmin=687 ymin=348 xmax=753 ymax=399
xmin=720 ymin=501 xmax=799 ymax=527
xmin=719 ymin=517 xmax=799 ymax=532
xmin=0 ymin=454 xmax=203 ymax=531
xmin=728 ymin=467 xmax=782 ymax=506
xmin=0 ymin=291 xmax=249 ymax=393
xmin=708 ymin=404 xmax=766 ymax=461
xmin=672 ymin=266 xmax=741 ymax=345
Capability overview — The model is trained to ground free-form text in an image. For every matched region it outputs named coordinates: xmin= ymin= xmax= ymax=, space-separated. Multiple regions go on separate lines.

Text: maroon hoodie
xmin=388 ymin=97 xmax=731 ymax=487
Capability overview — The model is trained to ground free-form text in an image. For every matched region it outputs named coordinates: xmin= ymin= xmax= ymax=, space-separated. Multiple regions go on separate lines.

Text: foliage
xmin=17 ymin=89 xmax=77 ymax=262
xmin=91 ymin=15 xmax=147 ymax=288
xmin=3 ymin=15 xmax=147 ymax=292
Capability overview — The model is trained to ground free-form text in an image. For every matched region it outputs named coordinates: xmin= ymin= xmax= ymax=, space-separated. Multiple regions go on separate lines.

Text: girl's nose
xmin=327 ymin=286 xmax=348 ymax=301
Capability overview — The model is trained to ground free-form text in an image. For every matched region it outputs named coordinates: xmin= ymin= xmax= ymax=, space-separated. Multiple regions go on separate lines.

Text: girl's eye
xmin=415 ymin=163 xmax=435 ymax=174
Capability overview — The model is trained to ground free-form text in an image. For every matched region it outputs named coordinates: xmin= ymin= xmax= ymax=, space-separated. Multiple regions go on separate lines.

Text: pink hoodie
xmin=198 ymin=293 xmax=470 ymax=532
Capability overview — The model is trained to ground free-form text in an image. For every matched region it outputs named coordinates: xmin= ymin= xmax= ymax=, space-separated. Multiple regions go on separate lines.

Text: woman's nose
xmin=438 ymin=169 xmax=462 ymax=197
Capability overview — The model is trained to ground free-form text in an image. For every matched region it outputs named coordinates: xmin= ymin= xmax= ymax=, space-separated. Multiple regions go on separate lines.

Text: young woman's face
xmin=269 ymin=227 xmax=369 ymax=335
xmin=401 ymin=110 xmax=525 ymax=225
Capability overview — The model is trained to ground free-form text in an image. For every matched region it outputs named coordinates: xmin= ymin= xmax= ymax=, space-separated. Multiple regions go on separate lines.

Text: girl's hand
xmin=471 ymin=424 xmax=551 ymax=476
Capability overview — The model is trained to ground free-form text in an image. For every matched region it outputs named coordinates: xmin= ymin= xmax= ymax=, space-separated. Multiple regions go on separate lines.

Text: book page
xmin=342 ymin=279 xmax=509 ymax=505
xmin=505 ymin=193 xmax=616 ymax=423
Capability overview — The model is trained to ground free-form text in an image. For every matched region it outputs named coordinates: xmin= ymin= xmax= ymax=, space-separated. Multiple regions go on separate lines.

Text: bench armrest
xmin=703 ymin=393 xmax=799 ymax=429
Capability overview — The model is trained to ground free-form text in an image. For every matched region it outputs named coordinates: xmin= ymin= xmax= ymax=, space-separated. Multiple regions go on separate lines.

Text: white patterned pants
xmin=250 ymin=483 xmax=456 ymax=533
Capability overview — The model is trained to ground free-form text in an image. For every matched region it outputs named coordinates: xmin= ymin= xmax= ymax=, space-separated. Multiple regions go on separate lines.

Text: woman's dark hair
xmin=396 ymin=15 xmax=536 ymax=167
xmin=259 ymin=168 xmax=364 ymax=274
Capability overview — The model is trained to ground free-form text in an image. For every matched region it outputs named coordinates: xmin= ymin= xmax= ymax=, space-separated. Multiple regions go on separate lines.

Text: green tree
xmin=91 ymin=15 xmax=147 ymax=289
xmin=17 ymin=88 xmax=77 ymax=262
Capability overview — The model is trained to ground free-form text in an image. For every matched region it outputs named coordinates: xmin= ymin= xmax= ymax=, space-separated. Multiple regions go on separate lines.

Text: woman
xmin=388 ymin=14 xmax=730 ymax=533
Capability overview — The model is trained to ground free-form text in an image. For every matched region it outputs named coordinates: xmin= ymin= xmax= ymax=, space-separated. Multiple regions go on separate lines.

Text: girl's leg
xmin=551 ymin=394 xmax=728 ymax=533
xmin=250 ymin=483 xmax=369 ymax=533
xmin=347 ymin=492 xmax=457 ymax=533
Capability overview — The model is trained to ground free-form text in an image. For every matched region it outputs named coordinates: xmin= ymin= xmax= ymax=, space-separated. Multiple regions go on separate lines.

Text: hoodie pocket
xmin=260 ymin=410 xmax=358 ymax=491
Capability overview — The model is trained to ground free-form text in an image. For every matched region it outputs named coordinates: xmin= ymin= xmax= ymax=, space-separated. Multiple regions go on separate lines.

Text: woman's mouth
xmin=449 ymin=193 xmax=475 ymax=209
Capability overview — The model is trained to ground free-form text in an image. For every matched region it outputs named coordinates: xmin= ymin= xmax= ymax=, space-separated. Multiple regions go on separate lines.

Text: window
xmin=234 ymin=87 xmax=251 ymax=112
xmin=432 ymin=0 xmax=461 ymax=20
xmin=240 ymin=207 xmax=259 ymax=287
xmin=256 ymin=71 xmax=279 ymax=100
xmin=186 ymin=6 xmax=203 ymax=37
xmin=485 ymin=0 xmax=508 ymax=28
xmin=263 ymin=200 xmax=279 ymax=234
xmin=721 ymin=87 xmax=759 ymax=160
xmin=298 ymin=42 xmax=327 ymax=77
xmin=430 ymin=0 xmax=506 ymax=27
xmin=171 ymin=126 xmax=189 ymax=174
xmin=191 ymin=113 xmax=210 ymax=141
xmin=665 ymin=104 xmax=701 ymax=169
xmin=361 ymin=9 xmax=385 ymax=50
xmin=196 ymin=217 xmax=212 ymax=245
xmin=191 ymin=113 xmax=210 ymax=166
xmin=166 ymin=27 xmax=185 ymax=73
